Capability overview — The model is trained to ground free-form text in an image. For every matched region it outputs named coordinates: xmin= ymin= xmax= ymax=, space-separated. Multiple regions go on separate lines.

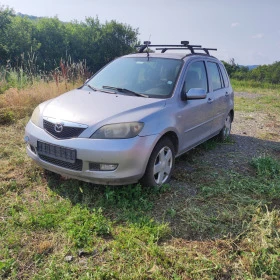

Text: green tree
xmin=64 ymin=17 xmax=102 ymax=72
xmin=4 ymin=16 xmax=40 ymax=67
xmin=34 ymin=17 xmax=68 ymax=71
xmin=0 ymin=5 xmax=15 ymax=64
xmin=93 ymin=20 xmax=138 ymax=71
xmin=269 ymin=62 xmax=280 ymax=84
xmin=222 ymin=60 xmax=239 ymax=77
xmin=0 ymin=11 xmax=139 ymax=75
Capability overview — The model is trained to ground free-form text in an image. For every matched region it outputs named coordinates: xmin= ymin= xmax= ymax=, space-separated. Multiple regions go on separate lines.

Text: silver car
xmin=25 ymin=41 xmax=234 ymax=186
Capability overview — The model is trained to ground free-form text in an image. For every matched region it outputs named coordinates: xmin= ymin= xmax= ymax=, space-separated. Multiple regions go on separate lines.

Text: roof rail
xmin=136 ymin=41 xmax=217 ymax=55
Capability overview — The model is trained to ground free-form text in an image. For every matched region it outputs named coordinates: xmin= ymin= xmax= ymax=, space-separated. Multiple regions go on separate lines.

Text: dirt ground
xmin=152 ymin=93 xmax=280 ymax=236
xmin=174 ymin=92 xmax=280 ymax=181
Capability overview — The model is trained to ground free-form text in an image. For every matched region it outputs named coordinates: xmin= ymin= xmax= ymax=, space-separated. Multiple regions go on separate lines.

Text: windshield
xmin=87 ymin=57 xmax=183 ymax=98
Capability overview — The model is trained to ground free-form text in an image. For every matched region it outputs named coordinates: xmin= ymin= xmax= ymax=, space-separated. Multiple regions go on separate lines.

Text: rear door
xmin=206 ymin=61 xmax=230 ymax=134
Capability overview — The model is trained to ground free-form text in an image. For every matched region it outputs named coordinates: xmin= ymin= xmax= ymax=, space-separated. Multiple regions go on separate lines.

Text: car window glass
xmin=184 ymin=61 xmax=208 ymax=93
xmin=89 ymin=57 xmax=183 ymax=98
xmin=207 ymin=62 xmax=223 ymax=90
xmin=219 ymin=64 xmax=229 ymax=87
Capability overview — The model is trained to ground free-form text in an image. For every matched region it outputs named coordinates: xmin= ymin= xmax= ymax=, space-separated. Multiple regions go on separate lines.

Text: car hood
xmin=42 ymin=88 xmax=166 ymax=127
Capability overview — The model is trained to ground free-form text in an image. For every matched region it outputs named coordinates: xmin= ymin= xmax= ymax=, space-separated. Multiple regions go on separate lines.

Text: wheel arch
xmin=159 ymin=131 xmax=179 ymax=155
xmin=140 ymin=131 xmax=177 ymax=187
xmin=230 ymin=109 xmax=234 ymax=121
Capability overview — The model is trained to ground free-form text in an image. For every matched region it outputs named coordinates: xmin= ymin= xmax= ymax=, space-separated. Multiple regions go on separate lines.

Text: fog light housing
xmin=89 ymin=162 xmax=118 ymax=171
xmin=100 ymin=164 xmax=118 ymax=171
xmin=30 ymin=145 xmax=37 ymax=154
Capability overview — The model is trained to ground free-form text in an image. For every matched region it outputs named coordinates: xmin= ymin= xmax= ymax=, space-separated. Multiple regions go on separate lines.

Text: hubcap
xmin=153 ymin=146 xmax=173 ymax=185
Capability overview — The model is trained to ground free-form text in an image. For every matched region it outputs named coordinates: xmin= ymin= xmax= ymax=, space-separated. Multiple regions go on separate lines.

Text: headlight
xmin=31 ymin=106 xmax=40 ymax=127
xmin=91 ymin=122 xmax=144 ymax=139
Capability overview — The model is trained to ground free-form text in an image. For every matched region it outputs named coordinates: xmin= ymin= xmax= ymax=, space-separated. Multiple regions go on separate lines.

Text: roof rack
xmin=136 ymin=41 xmax=217 ymax=55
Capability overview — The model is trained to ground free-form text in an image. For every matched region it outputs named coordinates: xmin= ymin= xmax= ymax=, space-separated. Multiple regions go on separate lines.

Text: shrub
xmin=0 ymin=109 xmax=15 ymax=124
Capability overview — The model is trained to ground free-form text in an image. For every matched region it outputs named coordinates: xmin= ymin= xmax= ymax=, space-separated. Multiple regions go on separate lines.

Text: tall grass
xmin=0 ymin=49 xmax=91 ymax=94
xmin=0 ymin=81 xmax=86 ymax=125
xmin=232 ymin=79 xmax=280 ymax=114
xmin=0 ymin=68 xmax=280 ymax=278
xmin=231 ymin=78 xmax=280 ymax=94
xmin=1 ymin=124 xmax=279 ymax=278
xmin=0 ymin=53 xmax=91 ymax=124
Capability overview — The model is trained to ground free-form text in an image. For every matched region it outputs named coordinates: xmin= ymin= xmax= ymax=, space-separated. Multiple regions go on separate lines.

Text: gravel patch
xmin=155 ymin=93 xmax=280 ymax=237
xmin=170 ymin=103 xmax=280 ymax=187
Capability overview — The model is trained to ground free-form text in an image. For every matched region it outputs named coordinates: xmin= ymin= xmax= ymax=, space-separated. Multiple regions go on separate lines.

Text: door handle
xmin=225 ymin=92 xmax=229 ymax=96
xmin=207 ymin=98 xmax=214 ymax=104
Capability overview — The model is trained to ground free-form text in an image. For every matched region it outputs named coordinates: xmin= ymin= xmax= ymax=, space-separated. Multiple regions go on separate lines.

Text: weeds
xmin=0 ymin=54 xmax=89 ymax=125
xmin=231 ymin=78 xmax=280 ymax=93
xmin=251 ymin=155 xmax=280 ymax=179
xmin=0 ymin=48 xmax=90 ymax=94
xmin=232 ymin=79 xmax=280 ymax=114
xmin=0 ymin=109 xmax=15 ymax=124
xmin=0 ymin=80 xmax=280 ymax=278
xmin=63 ymin=206 xmax=112 ymax=248
xmin=0 ymin=81 xmax=81 ymax=125
xmin=1 ymin=132 xmax=279 ymax=278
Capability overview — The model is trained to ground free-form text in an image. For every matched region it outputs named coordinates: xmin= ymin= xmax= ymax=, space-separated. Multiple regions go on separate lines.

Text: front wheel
xmin=140 ymin=138 xmax=175 ymax=187
xmin=218 ymin=113 xmax=232 ymax=141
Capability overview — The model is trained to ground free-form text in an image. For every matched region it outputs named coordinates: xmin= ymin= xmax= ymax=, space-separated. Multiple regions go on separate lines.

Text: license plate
xmin=37 ymin=141 xmax=76 ymax=163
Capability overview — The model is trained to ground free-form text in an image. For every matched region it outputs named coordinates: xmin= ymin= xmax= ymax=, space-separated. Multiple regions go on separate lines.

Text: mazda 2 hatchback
xmin=25 ymin=41 xmax=234 ymax=186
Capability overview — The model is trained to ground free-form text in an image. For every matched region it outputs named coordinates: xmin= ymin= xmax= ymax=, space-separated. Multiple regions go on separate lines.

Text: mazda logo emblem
xmin=54 ymin=122 xmax=64 ymax=133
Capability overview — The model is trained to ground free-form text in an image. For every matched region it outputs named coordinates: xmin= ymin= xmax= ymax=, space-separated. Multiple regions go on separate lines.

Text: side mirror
xmin=182 ymin=88 xmax=207 ymax=101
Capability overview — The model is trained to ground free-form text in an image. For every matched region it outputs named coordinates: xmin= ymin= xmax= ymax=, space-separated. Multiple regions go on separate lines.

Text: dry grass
xmin=0 ymin=81 xmax=280 ymax=279
xmin=0 ymin=81 xmax=82 ymax=118
xmin=0 ymin=81 xmax=82 ymax=124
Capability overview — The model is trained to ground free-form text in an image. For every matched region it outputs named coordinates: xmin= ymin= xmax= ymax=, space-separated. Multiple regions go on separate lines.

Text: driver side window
xmin=184 ymin=61 xmax=208 ymax=93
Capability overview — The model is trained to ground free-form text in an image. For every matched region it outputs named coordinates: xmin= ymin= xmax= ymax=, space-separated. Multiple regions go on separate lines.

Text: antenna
xmin=144 ymin=39 xmax=151 ymax=61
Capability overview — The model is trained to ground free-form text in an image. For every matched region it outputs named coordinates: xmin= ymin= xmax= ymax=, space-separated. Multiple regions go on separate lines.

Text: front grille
xmin=38 ymin=154 xmax=83 ymax=171
xmin=43 ymin=120 xmax=86 ymax=139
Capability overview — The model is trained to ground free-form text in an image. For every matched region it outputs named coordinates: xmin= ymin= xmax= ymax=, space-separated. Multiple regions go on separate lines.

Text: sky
xmin=1 ymin=0 xmax=280 ymax=65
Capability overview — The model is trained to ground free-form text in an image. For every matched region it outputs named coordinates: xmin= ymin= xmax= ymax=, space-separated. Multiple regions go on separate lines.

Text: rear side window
xmin=207 ymin=62 xmax=223 ymax=91
xmin=184 ymin=61 xmax=208 ymax=93
xmin=219 ymin=64 xmax=229 ymax=87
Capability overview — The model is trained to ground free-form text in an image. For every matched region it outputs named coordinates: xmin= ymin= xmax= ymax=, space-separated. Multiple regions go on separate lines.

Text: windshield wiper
xmin=85 ymin=83 xmax=115 ymax=94
xmin=86 ymin=84 xmax=98 ymax=91
xmin=103 ymin=86 xmax=149 ymax=98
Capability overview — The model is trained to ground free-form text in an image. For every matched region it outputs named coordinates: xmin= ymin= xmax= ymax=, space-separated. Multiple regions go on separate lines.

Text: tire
xmin=218 ymin=113 xmax=232 ymax=141
xmin=140 ymin=138 xmax=175 ymax=187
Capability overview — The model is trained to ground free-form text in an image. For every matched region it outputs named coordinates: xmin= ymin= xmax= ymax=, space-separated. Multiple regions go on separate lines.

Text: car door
xmin=206 ymin=61 xmax=230 ymax=134
xmin=177 ymin=60 xmax=215 ymax=152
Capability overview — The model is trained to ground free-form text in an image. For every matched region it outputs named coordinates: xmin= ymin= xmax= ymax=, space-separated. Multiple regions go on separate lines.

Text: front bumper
xmin=25 ymin=121 xmax=158 ymax=185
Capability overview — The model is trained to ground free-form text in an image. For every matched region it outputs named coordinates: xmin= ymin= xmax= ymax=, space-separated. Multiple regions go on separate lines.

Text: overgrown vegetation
xmin=231 ymin=79 xmax=280 ymax=115
xmin=223 ymin=58 xmax=280 ymax=84
xmin=0 ymin=78 xmax=279 ymax=278
xmin=0 ymin=81 xmax=82 ymax=125
xmin=0 ymin=6 xmax=138 ymax=71
xmin=0 ymin=5 xmax=138 ymax=93
xmin=1 ymin=5 xmax=280 ymax=279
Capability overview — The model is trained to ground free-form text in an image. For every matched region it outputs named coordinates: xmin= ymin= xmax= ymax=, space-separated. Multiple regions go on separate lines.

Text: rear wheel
xmin=140 ymin=138 xmax=175 ymax=187
xmin=218 ymin=113 xmax=232 ymax=141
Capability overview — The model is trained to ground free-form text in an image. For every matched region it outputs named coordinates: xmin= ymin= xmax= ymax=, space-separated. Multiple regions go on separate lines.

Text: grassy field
xmin=232 ymin=79 xmax=280 ymax=115
xmin=231 ymin=79 xmax=280 ymax=93
xmin=0 ymin=80 xmax=280 ymax=279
